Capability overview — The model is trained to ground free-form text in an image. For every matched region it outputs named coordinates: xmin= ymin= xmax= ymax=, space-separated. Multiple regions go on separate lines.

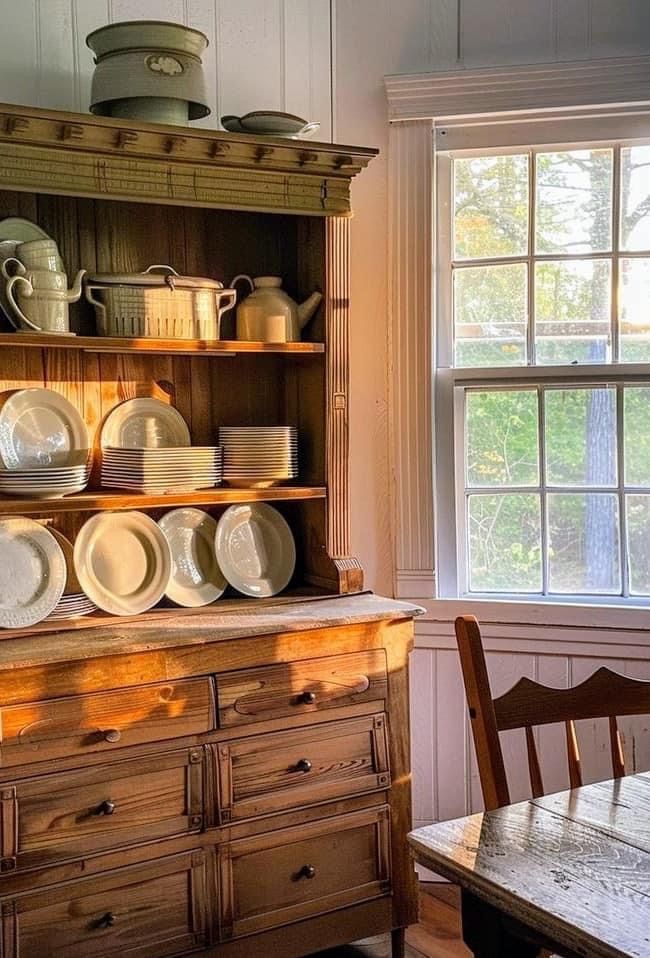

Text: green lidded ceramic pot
xmin=86 ymin=20 xmax=211 ymax=125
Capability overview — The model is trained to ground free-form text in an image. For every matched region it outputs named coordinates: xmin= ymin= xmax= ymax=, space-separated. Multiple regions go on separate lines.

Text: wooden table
xmin=408 ymin=773 xmax=650 ymax=958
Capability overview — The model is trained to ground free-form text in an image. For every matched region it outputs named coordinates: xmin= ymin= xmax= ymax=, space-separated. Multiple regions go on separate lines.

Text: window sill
xmin=411 ymin=596 xmax=650 ymax=632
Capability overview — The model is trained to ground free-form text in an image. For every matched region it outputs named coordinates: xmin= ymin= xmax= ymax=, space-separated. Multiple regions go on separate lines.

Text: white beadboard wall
xmin=1 ymin=0 xmax=650 ymax=830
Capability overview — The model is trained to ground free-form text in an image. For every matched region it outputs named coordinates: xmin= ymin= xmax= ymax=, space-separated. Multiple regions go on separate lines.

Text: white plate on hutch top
xmin=0 ymin=518 xmax=66 ymax=628
xmin=158 ymin=508 xmax=227 ymax=607
xmin=100 ymin=398 xmax=191 ymax=449
xmin=215 ymin=502 xmax=295 ymax=598
xmin=73 ymin=511 xmax=172 ymax=616
xmin=0 ymin=389 xmax=89 ymax=469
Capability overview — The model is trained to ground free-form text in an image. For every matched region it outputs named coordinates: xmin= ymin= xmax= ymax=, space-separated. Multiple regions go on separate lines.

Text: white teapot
xmin=230 ymin=275 xmax=322 ymax=343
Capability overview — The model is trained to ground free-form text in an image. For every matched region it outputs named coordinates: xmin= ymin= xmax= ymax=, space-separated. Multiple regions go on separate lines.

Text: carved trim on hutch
xmin=0 ymin=103 xmax=376 ymax=217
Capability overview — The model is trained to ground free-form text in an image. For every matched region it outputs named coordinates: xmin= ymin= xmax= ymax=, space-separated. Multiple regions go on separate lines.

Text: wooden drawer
xmin=0 ymin=748 xmax=203 ymax=873
xmin=2 ymin=849 xmax=207 ymax=957
xmin=0 ymin=678 xmax=214 ymax=767
xmin=213 ymin=714 xmax=390 ymax=823
xmin=218 ymin=806 xmax=391 ymax=939
xmin=215 ymin=650 xmax=387 ymax=728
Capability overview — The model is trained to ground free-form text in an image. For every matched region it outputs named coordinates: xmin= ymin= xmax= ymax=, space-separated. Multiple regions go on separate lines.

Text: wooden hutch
xmin=0 ymin=104 xmax=420 ymax=957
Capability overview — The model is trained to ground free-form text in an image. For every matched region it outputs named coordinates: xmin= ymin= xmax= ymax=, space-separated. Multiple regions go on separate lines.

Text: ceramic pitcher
xmin=230 ymin=275 xmax=322 ymax=343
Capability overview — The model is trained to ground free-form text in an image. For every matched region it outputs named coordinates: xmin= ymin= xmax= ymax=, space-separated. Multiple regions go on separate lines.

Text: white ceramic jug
xmin=231 ymin=275 xmax=322 ymax=343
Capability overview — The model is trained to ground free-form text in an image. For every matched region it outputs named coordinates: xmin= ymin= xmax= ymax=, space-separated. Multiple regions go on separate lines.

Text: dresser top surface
xmin=0 ymin=593 xmax=423 ymax=672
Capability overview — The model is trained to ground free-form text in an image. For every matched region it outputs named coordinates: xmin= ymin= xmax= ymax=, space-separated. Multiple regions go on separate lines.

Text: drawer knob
xmin=294 ymin=758 xmax=312 ymax=773
xmin=298 ymin=864 xmax=316 ymax=880
xmin=102 ymin=729 xmax=121 ymax=744
xmin=95 ymin=912 xmax=116 ymax=929
xmin=297 ymin=691 xmax=316 ymax=705
xmin=93 ymin=800 xmax=116 ymax=816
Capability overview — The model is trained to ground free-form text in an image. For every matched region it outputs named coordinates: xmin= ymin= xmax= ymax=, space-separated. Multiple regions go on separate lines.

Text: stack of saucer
xmin=218 ymin=426 xmax=298 ymax=488
xmin=101 ymin=446 xmax=223 ymax=494
xmin=0 ymin=463 xmax=90 ymax=499
xmin=46 ymin=593 xmax=98 ymax=620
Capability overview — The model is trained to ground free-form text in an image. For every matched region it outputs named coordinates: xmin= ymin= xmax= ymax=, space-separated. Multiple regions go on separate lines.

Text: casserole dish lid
xmin=84 ymin=265 xmax=224 ymax=290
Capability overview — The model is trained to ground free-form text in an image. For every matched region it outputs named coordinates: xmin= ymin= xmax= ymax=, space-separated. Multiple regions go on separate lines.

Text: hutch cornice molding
xmin=0 ymin=103 xmax=376 ymax=217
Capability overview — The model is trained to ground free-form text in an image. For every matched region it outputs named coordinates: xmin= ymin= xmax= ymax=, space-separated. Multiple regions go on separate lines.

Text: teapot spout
xmin=66 ymin=269 xmax=87 ymax=303
xmin=297 ymin=291 xmax=322 ymax=329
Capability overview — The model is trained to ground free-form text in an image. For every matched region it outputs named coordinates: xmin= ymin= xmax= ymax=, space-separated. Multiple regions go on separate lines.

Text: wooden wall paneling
xmin=570 ymin=656 xmax=628 ymax=786
xmin=216 ymin=0 xmax=284 ymax=119
xmin=35 ymin=0 xmax=76 ymax=111
xmin=622 ymin=660 xmax=650 ymax=775
xmin=434 ymin=649 xmax=468 ymax=821
xmin=459 ymin=0 xmax=556 ymax=66
xmin=0 ymin=3 xmax=38 ymax=108
xmin=71 ymin=0 xmax=110 ymax=114
xmin=283 ymin=0 xmax=332 ymax=141
xmin=589 ymin=0 xmax=650 ymax=57
xmin=410 ymin=647 xmax=436 ymax=825
xmin=535 ymin=655 xmax=572 ymax=797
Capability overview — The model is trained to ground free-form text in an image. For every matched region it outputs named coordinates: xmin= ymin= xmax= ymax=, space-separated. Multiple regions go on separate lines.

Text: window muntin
xmin=438 ymin=139 xmax=650 ymax=602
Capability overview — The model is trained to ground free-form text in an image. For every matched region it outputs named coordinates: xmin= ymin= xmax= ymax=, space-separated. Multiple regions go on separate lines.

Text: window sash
xmin=435 ymin=134 xmax=650 ymax=603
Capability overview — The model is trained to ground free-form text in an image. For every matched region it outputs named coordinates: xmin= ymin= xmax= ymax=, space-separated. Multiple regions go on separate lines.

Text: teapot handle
xmin=230 ymin=274 xmax=254 ymax=296
xmin=1 ymin=257 xmax=26 ymax=282
xmin=5 ymin=275 xmax=41 ymax=331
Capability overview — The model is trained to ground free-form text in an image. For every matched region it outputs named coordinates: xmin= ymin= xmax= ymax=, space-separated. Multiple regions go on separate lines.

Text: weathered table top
xmin=0 ymin=592 xmax=423 ymax=672
xmin=409 ymin=773 xmax=650 ymax=958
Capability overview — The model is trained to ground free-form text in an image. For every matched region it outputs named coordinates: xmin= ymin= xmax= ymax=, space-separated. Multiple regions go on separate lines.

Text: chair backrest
xmin=455 ymin=614 xmax=650 ymax=810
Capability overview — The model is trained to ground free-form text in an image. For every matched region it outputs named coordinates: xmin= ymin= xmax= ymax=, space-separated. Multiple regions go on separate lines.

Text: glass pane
xmin=466 ymin=390 xmax=539 ymax=487
xmin=619 ymin=257 xmax=650 ymax=362
xmin=536 ymin=149 xmax=613 ymax=254
xmin=468 ymin=494 xmax=541 ymax=592
xmin=626 ymin=495 xmax=650 ymax=594
xmin=624 ymin=386 xmax=650 ymax=486
xmin=621 ymin=145 xmax=650 ymax=252
xmin=547 ymin=493 xmax=620 ymax=594
xmin=535 ymin=259 xmax=611 ymax=364
xmin=545 ymin=387 xmax=617 ymax=487
xmin=454 ymin=263 xmax=527 ymax=367
xmin=454 ymin=154 xmax=529 ymax=259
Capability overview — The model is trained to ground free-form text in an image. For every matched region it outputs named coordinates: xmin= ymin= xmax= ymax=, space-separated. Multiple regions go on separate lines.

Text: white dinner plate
xmin=100 ymin=399 xmax=191 ymax=449
xmin=158 ymin=508 xmax=227 ymax=607
xmin=215 ymin=503 xmax=295 ymax=597
xmin=0 ymin=518 xmax=66 ymax=628
xmin=73 ymin=511 xmax=172 ymax=615
xmin=0 ymin=389 xmax=89 ymax=469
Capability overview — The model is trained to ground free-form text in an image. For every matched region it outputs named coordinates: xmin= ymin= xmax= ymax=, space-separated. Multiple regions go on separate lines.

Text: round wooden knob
xmin=295 ymin=758 xmax=312 ymax=773
xmin=299 ymin=864 xmax=316 ymax=879
xmin=103 ymin=729 xmax=121 ymax=744
xmin=298 ymin=691 xmax=316 ymax=705
xmin=94 ymin=800 xmax=116 ymax=816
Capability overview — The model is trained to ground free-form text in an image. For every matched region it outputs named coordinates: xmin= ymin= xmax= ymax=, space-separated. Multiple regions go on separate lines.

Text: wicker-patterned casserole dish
xmin=84 ymin=265 xmax=236 ymax=339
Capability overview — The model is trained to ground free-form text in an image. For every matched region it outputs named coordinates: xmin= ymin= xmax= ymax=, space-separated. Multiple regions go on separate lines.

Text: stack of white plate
xmin=99 ymin=397 xmax=222 ymax=493
xmin=219 ymin=426 xmax=298 ymax=488
xmin=0 ymin=388 xmax=90 ymax=498
xmin=101 ymin=446 xmax=223 ymax=493
xmin=46 ymin=594 xmax=98 ymax=620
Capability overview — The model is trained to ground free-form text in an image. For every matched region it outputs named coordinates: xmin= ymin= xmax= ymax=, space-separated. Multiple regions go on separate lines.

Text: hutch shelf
xmin=0 ymin=103 xmax=419 ymax=958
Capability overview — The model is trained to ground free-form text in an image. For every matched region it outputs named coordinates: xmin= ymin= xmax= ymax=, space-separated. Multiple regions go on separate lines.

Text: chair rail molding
xmin=386 ymin=55 xmax=650 ymax=604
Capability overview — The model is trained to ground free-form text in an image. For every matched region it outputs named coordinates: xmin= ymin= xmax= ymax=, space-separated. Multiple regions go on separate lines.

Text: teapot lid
xmin=253 ymin=276 xmax=283 ymax=288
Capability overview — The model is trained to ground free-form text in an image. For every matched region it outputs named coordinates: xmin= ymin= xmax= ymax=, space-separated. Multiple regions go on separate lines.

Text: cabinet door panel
xmin=218 ymin=806 xmax=391 ymax=939
xmin=0 ymin=678 xmax=214 ymax=767
xmin=216 ymin=650 xmax=387 ymax=728
xmin=7 ymin=748 xmax=203 ymax=871
xmin=214 ymin=714 xmax=390 ymax=822
xmin=8 ymin=850 xmax=207 ymax=958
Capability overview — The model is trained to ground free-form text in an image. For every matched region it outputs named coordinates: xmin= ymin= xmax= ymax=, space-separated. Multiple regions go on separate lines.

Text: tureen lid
xmin=84 ymin=266 xmax=224 ymax=290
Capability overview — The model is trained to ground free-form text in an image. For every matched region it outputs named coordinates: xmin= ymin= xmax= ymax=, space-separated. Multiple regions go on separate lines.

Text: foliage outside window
xmin=438 ymin=142 xmax=650 ymax=600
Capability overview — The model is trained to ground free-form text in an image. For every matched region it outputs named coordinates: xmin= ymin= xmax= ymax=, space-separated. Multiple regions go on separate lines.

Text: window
xmin=436 ymin=142 xmax=650 ymax=602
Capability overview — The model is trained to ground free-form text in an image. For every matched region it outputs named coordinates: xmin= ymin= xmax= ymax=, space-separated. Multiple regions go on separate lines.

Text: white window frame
xmin=385 ymin=55 xmax=650 ymax=626
xmin=435 ymin=138 xmax=650 ymax=605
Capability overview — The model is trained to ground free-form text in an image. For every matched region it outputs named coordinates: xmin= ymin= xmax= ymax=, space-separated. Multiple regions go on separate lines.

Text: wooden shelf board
xmin=0 ymin=333 xmax=324 ymax=355
xmin=0 ymin=586 xmax=341 ymax=641
xmin=0 ymin=485 xmax=326 ymax=515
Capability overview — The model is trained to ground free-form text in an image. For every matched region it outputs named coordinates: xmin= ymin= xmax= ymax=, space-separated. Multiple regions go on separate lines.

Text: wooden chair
xmin=455 ymin=614 xmax=650 ymax=810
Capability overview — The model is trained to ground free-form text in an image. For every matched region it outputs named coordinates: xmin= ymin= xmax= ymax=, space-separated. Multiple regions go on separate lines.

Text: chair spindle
xmin=565 ymin=720 xmax=582 ymax=788
xmin=524 ymin=726 xmax=544 ymax=798
xmin=609 ymin=715 xmax=626 ymax=778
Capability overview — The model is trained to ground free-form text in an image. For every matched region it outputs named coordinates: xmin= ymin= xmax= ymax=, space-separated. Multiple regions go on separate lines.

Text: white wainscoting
xmin=411 ymin=618 xmax=650 ymax=829
xmin=0 ymin=0 xmax=332 ymax=139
